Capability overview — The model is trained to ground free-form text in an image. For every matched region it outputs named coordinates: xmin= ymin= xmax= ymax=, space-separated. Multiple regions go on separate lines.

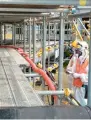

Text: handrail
xmin=78 ymin=18 xmax=90 ymax=36
xmin=73 ymin=21 xmax=83 ymax=41
xmin=0 ymin=45 xmax=57 ymax=102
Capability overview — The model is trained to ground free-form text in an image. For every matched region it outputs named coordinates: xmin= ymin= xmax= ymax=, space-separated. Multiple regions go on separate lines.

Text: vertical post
xmin=12 ymin=24 xmax=14 ymax=45
xmin=12 ymin=23 xmax=16 ymax=45
xmin=33 ymin=18 xmax=36 ymax=63
xmin=29 ymin=19 xmax=31 ymax=59
xmin=14 ymin=24 xmax=16 ymax=46
xmin=28 ymin=19 xmax=32 ymax=82
xmin=88 ymin=18 xmax=91 ymax=107
xmin=58 ymin=12 xmax=64 ymax=90
xmin=41 ymin=16 xmax=46 ymax=101
xmin=0 ymin=23 xmax=2 ymax=45
xmin=19 ymin=24 xmax=21 ymax=43
xmin=48 ymin=22 xmax=50 ymax=67
xmin=4 ymin=24 xmax=6 ymax=43
xmin=23 ymin=22 xmax=26 ymax=52
xmin=42 ymin=16 xmax=46 ymax=71
xmin=54 ymin=22 xmax=56 ymax=62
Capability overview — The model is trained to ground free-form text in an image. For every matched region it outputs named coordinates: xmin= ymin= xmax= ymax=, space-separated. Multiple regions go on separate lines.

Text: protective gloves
xmin=66 ymin=67 xmax=73 ymax=74
xmin=73 ymin=73 xmax=80 ymax=78
xmin=79 ymin=73 xmax=88 ymax=83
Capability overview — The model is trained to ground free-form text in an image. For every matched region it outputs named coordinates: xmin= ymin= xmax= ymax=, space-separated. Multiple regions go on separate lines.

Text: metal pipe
xmin=0 ymin=23 xmax=3 ymax=45
xmin=42 ymin=16 xmax=46 ymax=71
xmin=54 ymin=22 xmax=57 ymax=62
xmin=19 ymin=24 xmax=21 ymax=43
xmin=25 ymin=73 xmax=40 ymax=77
xmin=4 ymin=24 xmax=6 ymax=43
xmin=23 ymin=22 xmax=26 ymax=52
xmin=21 ymin=24 xmax=23 ymax=43
xmin=58 ymin=12 xmax=64 ymax=90
xmin=14 ymin=23 xmax=16 ymax=46
xmin=12 ymin=24 xmax=15 ymax=45
xmin=78 ymin=18 xmax=90 ymax=36
xmin=33 ymin=18 xmax=36 ymax=63
xmin=48 ymin=22 xmax=50 ymax=67
xmin=29 ymin=19 xmax=31 ymax=59
xmin=88 ymin=18 xmax=91 ymax=107
xmin=37 ymin=90 xmax=64 ymax=95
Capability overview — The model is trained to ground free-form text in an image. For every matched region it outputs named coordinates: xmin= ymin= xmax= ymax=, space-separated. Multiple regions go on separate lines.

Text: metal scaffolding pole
xmin=21 ymin=23 xmax=23 ymax=43
xmin=58 ymin=12 xmax=64 ymax=90
xmin=14 ymin=24 xmax=16 ymax=46
xmin=0 ymin=23 xmax=2 ymax=45
xmin=54 ymin=22 xmax=57 ymax=62
xmin=4 ymin=24 xmax=6 ymax=43
xmin=48 ymin=22 xmax=50 ymax=67
xmin=88 ymin=18 xmax=91 ymax=107
xmin=23 ymin=22 xmax=26 ymax=52
xmin=42 ymin=16 xmax=46 ymax=71
xmin=12 ymin=24 xmax=15 ymax=45
xmin=29 ymin=20 xmax=31 ymax=59
xmin=41 ymin=16 xmax=46 ymax=90
xmin=19 ymin=24 xmax=21 ymax=43
xmin=33 ymin=18 xmax=36 ymax=63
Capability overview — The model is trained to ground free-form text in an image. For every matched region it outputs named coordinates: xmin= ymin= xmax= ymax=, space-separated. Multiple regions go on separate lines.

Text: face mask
xmin=75 ymin=49 xmax=82 ymax=57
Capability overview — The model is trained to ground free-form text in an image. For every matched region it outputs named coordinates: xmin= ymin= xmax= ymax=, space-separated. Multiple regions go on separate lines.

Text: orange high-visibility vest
xmin=73 ymin=58 xmax=88 ymax=87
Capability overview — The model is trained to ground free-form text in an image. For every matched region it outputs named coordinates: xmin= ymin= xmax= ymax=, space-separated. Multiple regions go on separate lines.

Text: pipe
xmin=25 ymin=73 xmax=40 ymax=77
xmin=33 ymin=18 xmax=36 ymax=63
xmin=23 ymin=22 xmax=26 ymax=52
xmin=37 ymin=90 xmax=64 ymax=95
xmin=58 ymin=12 xmax=64 ymax=90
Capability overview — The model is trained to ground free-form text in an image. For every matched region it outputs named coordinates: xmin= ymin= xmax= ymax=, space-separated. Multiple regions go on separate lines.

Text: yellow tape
xmin=79 ymin=0 xmax=86 ymax=6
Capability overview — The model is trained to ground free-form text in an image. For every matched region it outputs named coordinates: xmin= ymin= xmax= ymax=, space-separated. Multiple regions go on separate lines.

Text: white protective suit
xmin=66 ymin=41 xmax=89 ymax=106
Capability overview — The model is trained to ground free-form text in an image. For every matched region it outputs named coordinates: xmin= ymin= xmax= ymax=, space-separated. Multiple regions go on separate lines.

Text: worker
xmin=66 ymin=40 xmax=78 ymax=89
xmin=67 ymin=40 xmax=89 ymax=106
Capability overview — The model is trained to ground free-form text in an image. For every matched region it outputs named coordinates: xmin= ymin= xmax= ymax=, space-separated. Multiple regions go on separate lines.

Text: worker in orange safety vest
xmin=67 ymin=40 xmax=89 ymax=106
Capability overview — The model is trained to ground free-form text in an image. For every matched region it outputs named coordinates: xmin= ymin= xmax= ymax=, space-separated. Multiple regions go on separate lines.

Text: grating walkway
xmin=0 ymin=48 xmax=43 ymax=107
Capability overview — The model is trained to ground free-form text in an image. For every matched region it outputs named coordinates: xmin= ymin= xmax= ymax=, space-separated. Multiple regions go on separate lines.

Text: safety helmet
xmin=71 ymin=40 xmax=89 ymax=58
xmin=71 ymin=40 xmax=88 ymax=50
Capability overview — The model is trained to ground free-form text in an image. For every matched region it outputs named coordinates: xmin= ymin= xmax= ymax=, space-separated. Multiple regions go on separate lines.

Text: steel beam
xmin=0 ymin=8 xmax=76 ymax=13
xmin=68 ymin=12 xmax=91 ymax=19
xmin=0 ymin=0 xmax=90 ymax=6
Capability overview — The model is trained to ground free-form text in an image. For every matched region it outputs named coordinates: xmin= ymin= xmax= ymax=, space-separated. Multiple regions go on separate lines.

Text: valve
xmin=54 ymin=63 xmax=58 ymax=68
xmin=47 ymin=67 xmax=52 ymax=72
xmin=37 ymin=52 xmax=42 ymax=57
xmin=46 ymin=46 xmax=52 ymax=52
xmin=37 ymin=62 xmax=42 ymax=69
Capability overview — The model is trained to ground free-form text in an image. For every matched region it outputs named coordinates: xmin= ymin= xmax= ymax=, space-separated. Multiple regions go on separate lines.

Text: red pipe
xmin=0 ymin=45 xmax=57 ymax=102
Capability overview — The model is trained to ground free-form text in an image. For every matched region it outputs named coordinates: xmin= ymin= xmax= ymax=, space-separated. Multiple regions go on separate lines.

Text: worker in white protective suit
xmin=67 ymin=40 xmax=89 ymax=106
